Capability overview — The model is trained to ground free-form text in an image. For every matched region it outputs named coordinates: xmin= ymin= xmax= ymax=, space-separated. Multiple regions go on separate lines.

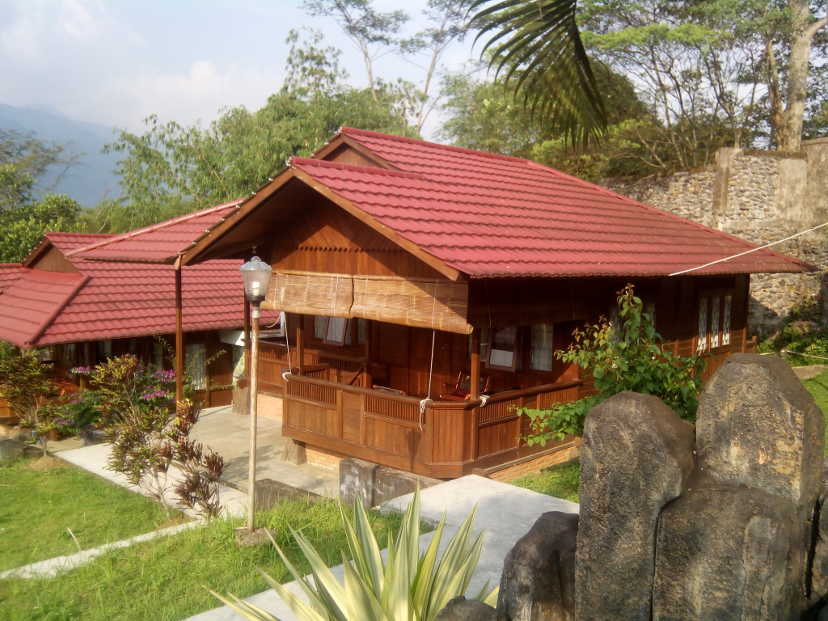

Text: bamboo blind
xmin=263 ymin=270 xmax=472 ymax=334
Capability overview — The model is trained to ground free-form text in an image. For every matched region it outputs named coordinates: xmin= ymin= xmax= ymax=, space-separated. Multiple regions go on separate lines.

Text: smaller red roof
xmin=0 ymin=269 xmax=88 ymax=347
xmin=71 ymin=200 xmax=243 ymax=263
xmin=0 ymin=263 xmax=24 ymax=293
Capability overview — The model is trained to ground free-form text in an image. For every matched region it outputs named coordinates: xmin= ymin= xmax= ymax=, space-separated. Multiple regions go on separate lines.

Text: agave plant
xmin=211 ymin=490 xmax=497 ymax=620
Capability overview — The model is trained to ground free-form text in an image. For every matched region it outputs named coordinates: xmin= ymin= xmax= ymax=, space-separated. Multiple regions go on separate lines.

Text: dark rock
xmin=575 ymin=392 xmax=695 ymax=621
xmin=339 ymin=457 xmax=379 ymax=507
xmin=653 ymin=484 xmax=799 ymax=620
xmin=373 ymin=466 xmax=439 ymax=506
xmin=696 ymin=354 xmax=824 ymax=507
xmin=497 ymin=511 xmax=578 ymax=621
xmin=808 ymin=462 xmax=828 ymax=605
xmin=436 ymin=596 xmax=497 ymax=621
xmin=0 ymin=438 xmax=23 ymax=461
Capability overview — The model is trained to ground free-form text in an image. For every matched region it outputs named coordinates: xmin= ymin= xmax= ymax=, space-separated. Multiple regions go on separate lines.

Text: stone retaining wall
xmin=608 ymin=140 xmax=828 ymax=337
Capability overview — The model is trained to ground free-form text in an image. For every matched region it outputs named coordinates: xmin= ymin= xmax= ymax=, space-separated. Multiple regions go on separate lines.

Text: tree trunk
xmin=776 ymin=0 xmax=828 ymax=152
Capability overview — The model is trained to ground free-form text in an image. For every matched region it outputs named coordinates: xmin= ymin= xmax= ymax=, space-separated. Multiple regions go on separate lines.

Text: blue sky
xmin=0 ymin=0 xmax=481 ymax=139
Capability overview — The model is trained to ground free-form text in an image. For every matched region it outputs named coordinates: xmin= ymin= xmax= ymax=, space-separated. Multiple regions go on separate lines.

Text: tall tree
xmin=304 ymin=0 xmax=469 ymax=132
xmin=767 ymin=0 xmax=828 ymax=150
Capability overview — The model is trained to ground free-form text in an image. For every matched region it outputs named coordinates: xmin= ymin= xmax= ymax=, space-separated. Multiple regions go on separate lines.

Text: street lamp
xmin=240 ymin=256 xmax=272 ymax=534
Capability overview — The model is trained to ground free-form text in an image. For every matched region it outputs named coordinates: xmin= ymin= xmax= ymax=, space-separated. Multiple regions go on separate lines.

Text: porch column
xmin=470 ymin=328 xmax=481 ymax=401
xmin=80 ymin=342 xmax=91 ymax=389
xmin=174 ymin=258 xmax=185 ymax=405
xmin=296 ymin=314 xmax=304 ymax=375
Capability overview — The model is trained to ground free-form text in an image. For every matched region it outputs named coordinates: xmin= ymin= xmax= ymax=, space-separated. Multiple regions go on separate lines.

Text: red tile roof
xmin=290 ymin=127 xmax=808 ymax=278
xmin=0 ymin=204 xmax=260 ymax=348
xmin=0 ymin=269 xmax=88 ymax=347
xmin=69 ymin=200 xmax=243 ymax=263
xmin=37 ymin=259 xmax=249 ymax=346
xmin=0 ymin=263 xmax=24 ymax=293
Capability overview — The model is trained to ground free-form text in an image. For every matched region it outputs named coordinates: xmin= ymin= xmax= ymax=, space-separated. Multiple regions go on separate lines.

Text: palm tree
xmin=469 ymin=0 xmax=607 ymax=145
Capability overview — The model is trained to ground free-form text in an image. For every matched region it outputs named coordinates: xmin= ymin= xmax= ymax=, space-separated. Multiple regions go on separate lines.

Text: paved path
xmin=58 ymin=443 xmax=249 ymax=519
xmin=0 ymin=521 xmax=203 ymax=579
xmin=190 ymin=407 xmax=338 ymax=498
xmin=187 ymin=475 xmax=579 ymax=621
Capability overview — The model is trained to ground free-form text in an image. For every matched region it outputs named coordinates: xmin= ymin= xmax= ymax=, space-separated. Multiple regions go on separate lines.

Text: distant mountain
xmin=0 ymin=103 xmax=122 ymax=207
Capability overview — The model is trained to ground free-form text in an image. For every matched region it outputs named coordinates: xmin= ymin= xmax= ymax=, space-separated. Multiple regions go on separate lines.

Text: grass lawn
xmin=0 ymin=498 xmax=404 ymax=621
xmin=0 ymin=457 xmax=186 ymax=572
xmin=511 ymin=461 xmax=581 ymax=503
xmin=802 ymin=369 xmax=828 ymax=456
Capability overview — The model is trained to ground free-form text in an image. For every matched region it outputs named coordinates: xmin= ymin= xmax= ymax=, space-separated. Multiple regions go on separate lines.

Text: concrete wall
xmin=609 ymin=140 xmax=828 ymax=336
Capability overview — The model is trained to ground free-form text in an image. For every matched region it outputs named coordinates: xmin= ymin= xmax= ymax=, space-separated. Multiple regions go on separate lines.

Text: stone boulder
xmin=436 ymin=596 xmax=497 ymax=621
xmin=653 ymin=484 xmax=799 ymax=620
xmin=808 ymin=462 xmax=828 ymax=606
xmin=575 ymin=392 xmax=695 ymax=620
xmin=339 ymin=457 xmax=378 ymax=507
xmin=497 ymin=511 xmax=578 ymax=621
xmin=696 ymin=354 xmax=824 ymax=507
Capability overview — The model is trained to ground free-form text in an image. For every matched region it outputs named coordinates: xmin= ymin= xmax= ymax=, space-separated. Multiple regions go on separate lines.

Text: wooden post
xmin=80 ymin=342 xmax=91 ymax=390
xmin=174 ymin=259 xmax=185 ymax=406
xmin=296 ymin=314 xmax=304 ymax=375
xmin=470 ymin=328 xmax=481 ymax=401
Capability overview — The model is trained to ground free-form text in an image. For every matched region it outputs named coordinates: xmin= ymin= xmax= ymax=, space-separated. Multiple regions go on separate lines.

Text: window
xmin=96 ymin=340 xmax=112 ymax=362
xmin=722 ymin=295 xmax=732 ymax=345
xmin=324 ymin=317 xmax=348 ymax=345
xmin=186 ymin=343 xmax=207 ymax=391
xmin=530 ymin=323 xmax=554 ymax=371
xmin=489 ymin=326 xmax=518 ymax=369
xmin=314 ymin=316 xmax=327 ymax=340
xmin=697 ymin=297 xmax=709 ymax=353
xmin=710 ymin=295 xmax=721 ymax=348
xmin=357 ymin=318 xmax=368 ymax=345
xmin=698 ymin=292 xmax=735 ymax=352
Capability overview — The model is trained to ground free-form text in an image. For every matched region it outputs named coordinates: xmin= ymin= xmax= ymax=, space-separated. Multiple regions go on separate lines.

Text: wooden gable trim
xmin=312 ymin=134 xmax=398 ymax=170
xmin=22 ymin=238 xmax=54 ymax=268
xmin=183 ymin=164 xmax=464 ymax=282
xmin=291 ymin=167 xmax=462 ymax=282
xmin=181 ymin=166 xmax=296 ymax=265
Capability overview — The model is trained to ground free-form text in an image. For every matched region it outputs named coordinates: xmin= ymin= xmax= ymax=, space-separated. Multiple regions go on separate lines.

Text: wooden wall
xmin=267 ymin=197 xmax=444 ymax=279
xmin=29 ymin=246 xmax=78 ymax=273
xmin=272 ymin=273 xmax=751 ymax=399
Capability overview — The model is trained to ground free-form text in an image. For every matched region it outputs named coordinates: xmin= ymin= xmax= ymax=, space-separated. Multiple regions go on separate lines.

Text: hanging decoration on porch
xmin=263 ymin=270 xmax=472 ymax=335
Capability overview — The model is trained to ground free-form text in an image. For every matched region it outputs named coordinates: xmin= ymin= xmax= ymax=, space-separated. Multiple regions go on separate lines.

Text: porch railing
xmin=282 ymin=373 xmax=582 ymax=478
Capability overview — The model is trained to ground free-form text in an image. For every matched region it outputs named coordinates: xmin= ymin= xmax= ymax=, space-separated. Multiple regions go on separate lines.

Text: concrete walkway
xmin=0 ymin=521 xmax=203 ymax=579
xmin=188 ymin=475 xmax=579 ymax=621
xmin=190 ymin=407 xmax=338 ymax=498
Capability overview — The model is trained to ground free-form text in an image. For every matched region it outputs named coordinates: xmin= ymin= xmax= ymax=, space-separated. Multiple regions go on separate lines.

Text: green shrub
xmin=521 ymin=285 xmax=704 ymax=445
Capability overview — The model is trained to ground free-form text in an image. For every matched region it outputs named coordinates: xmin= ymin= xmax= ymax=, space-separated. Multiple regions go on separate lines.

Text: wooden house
xmin=120 ymin=129 xmax=814 ymax=477
xmin=0 ymin=203 xmax=272 ymax=407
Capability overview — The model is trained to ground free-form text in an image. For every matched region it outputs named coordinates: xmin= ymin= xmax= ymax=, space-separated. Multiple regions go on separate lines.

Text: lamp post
xmin=240 ymin=255 xmax=272 ymax=534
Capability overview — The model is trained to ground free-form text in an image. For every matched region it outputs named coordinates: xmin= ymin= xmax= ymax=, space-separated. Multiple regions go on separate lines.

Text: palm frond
xmin=469 ymin=0 xmax=607 ymax=146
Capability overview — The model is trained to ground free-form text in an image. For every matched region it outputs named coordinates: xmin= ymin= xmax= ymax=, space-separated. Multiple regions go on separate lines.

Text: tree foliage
xmin=91 ymin=30 xmax=417 ymax=233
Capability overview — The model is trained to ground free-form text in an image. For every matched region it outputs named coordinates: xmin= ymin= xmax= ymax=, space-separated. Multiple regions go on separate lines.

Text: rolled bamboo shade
xmin=263 ymin=270 xmax=471 ymax=334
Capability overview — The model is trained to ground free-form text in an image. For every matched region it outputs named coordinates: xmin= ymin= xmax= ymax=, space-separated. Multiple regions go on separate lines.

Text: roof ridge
xmin=45 ymin=232 xmax=115 ymax=239
xmin=340 ymin=127 xmax=533 ymax=166
xmin=67 ymin=199 xmax=244 ymax=257
xmin=290 ymin=156 xmax=426 ymax=179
